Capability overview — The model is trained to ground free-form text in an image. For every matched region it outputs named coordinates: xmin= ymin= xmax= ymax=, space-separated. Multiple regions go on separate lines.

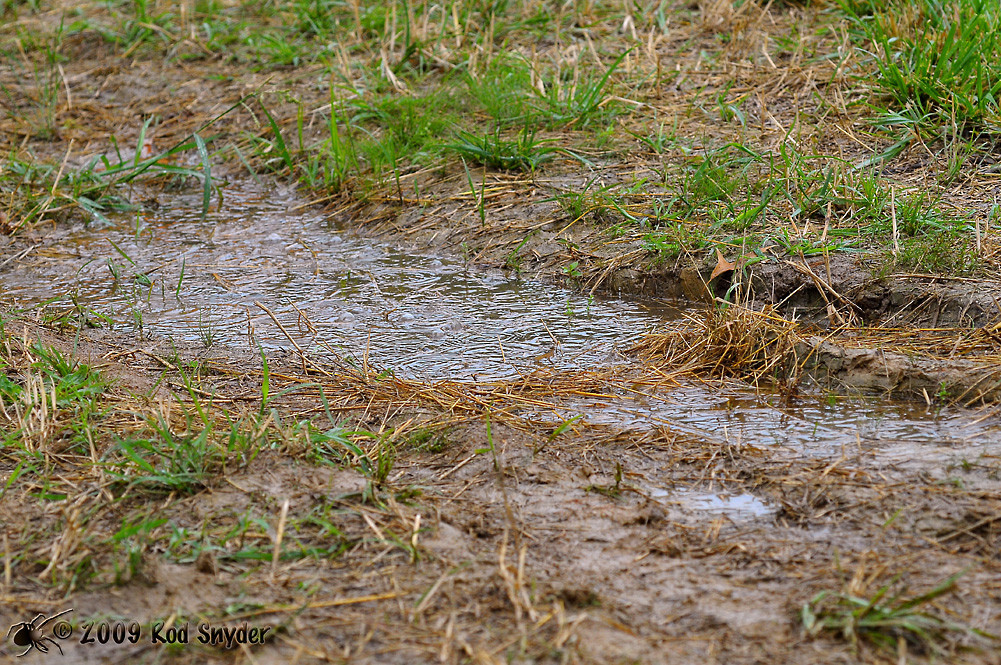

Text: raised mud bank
xmin=797 ymin=337 xmax=1001 ymax=404
xmin=606 ymin=253 xmax=1001 ymax=328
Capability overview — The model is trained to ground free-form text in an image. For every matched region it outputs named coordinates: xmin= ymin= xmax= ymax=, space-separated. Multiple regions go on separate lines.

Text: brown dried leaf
xmin=710 ymin=249 xmax=736 ymax=281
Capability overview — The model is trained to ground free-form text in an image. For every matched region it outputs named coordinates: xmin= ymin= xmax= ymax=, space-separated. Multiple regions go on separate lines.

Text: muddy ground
xmin=3 ymin=315 xmax=1001 ymax=664
xmin=2 ymin=307 xmax=1001 ymax=665
xmin=3 ymin=0 xmax=1001 ymax=663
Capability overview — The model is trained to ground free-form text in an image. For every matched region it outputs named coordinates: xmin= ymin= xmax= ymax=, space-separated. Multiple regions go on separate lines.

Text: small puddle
xmin=649 ymin=487 xmax=773 ymax=520
xmin=560 ymin=386 xmax=999 ymax=452
xmin=2 ymin=184 xmax=999 ymax=452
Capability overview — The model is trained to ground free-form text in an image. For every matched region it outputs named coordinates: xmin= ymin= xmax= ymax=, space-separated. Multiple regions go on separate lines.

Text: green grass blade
xmin=107 ymin=238 xmax=137 ymax=267
xmin=135 ymin=117 xmax=154 ymax=167
xmin=193 ymin=133 xmax=212 ymax=221
xmin=258 ymin=99 xmax=294 ymax=174
xmin=894 ymin=569 xmax=965 ymax=611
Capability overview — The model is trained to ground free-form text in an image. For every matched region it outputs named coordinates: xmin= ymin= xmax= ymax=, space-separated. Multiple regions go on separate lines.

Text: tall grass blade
xmin=193 ymin=133 xmax=212 ymax=221
xmin=258 ymin=99 xmax=294 ymax=174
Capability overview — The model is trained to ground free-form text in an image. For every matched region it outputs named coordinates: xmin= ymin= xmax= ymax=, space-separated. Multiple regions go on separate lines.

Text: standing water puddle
xmin=1 ymin=185 xmax=998 ymax=452
xmin=1 ymin=187 xmax=672 ymax=379
xmin=562 ymin=386 xmax=998 ymax=453
xmin=648 ymin=487 xmax=774 ymax=520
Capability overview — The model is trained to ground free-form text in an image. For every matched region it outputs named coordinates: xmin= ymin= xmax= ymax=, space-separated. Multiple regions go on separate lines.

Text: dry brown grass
xmin=629 ymin=302 xmax=803 ymax=383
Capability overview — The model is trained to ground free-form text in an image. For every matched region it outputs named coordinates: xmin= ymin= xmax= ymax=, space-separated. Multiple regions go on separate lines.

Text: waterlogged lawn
xmin=3 ymin=2 xmax=1001 ymax=663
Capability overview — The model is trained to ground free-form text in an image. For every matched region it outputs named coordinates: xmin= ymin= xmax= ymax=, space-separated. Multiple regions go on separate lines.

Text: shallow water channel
xmin=2 ymin=185 xmax=998 ymax=458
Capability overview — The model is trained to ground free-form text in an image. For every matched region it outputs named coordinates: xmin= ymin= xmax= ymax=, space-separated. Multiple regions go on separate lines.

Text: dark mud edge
xmin=609 ymin=253 xmax=1001 ymax=402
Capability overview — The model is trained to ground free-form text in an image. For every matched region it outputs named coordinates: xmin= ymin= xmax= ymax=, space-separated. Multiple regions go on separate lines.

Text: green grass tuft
xmin=802 ymin=570 xmax=998 ymax=655
xmin=446 ymin=125 xmax=559 ymax=172
xmin=850 ymin=0 xmax=1001 ymax=133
